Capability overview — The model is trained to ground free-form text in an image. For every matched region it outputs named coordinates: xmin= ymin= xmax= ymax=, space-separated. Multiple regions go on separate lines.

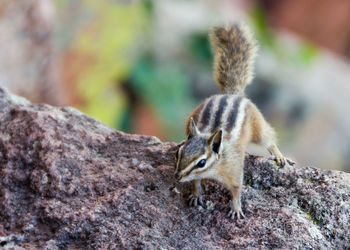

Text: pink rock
xmin=0 ymin=87 xmax=349 ymax=249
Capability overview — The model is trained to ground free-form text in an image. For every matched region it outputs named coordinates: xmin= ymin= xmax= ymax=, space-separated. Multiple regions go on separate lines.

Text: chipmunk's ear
xmin=188 ymin=117 xmax=200 ymax=139
xmin=208 ymin=130 xmax=222 ymax=155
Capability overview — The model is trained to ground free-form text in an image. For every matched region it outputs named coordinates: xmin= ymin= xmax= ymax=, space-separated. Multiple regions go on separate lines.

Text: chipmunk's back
xmin=186 ymin=94 xmax=250 ymax=141
xmin=184 ymin=24 xmax=257 ymax=142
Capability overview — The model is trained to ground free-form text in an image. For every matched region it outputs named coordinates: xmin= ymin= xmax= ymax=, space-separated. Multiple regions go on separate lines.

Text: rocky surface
xmin=0 ymin=86 xmax=349 ymax=249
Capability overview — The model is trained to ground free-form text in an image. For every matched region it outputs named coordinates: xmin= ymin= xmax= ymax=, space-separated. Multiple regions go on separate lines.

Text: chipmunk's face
xmin=174 ymin=118 xmax=222 ymax=182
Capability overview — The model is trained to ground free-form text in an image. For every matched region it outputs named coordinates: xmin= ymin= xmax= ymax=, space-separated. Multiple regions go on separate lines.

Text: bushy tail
xmin=210 ymin=23 xmax=257 ymax=95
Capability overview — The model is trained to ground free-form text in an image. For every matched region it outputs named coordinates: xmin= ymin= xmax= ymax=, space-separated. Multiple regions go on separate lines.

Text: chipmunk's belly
xmin=191 ymin=94 xmax=250 ymax=141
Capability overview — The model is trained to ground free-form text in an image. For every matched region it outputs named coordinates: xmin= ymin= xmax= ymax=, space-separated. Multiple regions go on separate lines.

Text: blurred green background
xmin=1 ymin=0 xmax=350 ymax=172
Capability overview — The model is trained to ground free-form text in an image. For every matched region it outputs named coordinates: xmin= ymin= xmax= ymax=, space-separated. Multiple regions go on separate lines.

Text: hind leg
xmin=250 ymin=105 xmax=295 ymax=167
xmin=267 ymin=144 xmax=295 ymax=167
xmin=258 ymin=125 xmax=295 ymax=167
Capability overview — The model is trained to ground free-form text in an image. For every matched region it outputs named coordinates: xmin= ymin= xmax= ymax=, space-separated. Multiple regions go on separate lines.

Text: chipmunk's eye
xmin=196 ymin=159 xmax=206 ymax=168
xmin=175 ymin=149 xmax=179 ymax=159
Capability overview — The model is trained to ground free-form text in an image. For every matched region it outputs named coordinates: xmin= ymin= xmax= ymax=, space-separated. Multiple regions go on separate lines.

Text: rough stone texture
xmin=0 ymin=87 xmax=349 ymax=249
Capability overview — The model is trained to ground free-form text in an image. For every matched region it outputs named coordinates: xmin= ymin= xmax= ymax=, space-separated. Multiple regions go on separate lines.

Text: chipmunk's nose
xmin=175 ymin=172 xmax=181 ymax=181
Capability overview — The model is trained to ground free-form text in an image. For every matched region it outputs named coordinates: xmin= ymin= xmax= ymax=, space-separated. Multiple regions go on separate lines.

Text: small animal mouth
xmin=175 ymin=172 xmax=182 ymax=181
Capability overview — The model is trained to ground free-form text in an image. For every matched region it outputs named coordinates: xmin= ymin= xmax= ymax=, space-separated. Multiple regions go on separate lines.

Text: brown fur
xmin=210 ymin=23 xmax=257 ymax=95
xmin=186 ymin=103 xmax=204 ymax=136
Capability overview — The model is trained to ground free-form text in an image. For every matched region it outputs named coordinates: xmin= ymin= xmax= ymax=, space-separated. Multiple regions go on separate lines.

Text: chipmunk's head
xmin=174 ymin=118 xmax=223 ymax=182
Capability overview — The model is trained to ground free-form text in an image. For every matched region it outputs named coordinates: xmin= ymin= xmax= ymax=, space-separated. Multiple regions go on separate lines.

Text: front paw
xmin=188 ymin=194 xmax=204 ymax=207
xmin=227 ymin=208 xmax=245 ymax=220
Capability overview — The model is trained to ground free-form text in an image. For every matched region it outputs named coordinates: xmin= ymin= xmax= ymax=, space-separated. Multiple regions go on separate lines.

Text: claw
xmin=278 ymin=157 xmax=286 ymax=167
xmin=286 ymin=158 xmax=296 ymax=166
xmin=227 ymin=208 xmax=245 ymax=220
xmin=269 ymin=156 xmax=295 ymax=167
xmin=188 ymin=194 xmax=204 ymax=207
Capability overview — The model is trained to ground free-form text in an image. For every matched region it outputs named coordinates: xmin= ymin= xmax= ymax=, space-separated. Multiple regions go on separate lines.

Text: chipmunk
xmin=174 ymin=23 xmax=295 ymax=219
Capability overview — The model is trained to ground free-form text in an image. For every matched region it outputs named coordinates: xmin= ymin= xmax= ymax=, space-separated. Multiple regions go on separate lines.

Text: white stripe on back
xmin=231 ymin=98 xmax=249 ymax=141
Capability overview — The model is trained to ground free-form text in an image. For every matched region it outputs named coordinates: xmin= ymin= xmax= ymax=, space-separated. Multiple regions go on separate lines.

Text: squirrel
xmin=174 ymin=23 xmax=295 ymax=219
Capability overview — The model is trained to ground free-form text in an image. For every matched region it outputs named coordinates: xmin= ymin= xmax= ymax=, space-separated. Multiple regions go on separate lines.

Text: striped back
xmin=190 ymin=94 xmax=249 ymax=141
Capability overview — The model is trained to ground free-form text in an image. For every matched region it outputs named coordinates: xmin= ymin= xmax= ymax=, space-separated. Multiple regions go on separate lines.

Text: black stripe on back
xmin=211 ymin=95 xmax=228 ymax=133
xmin=199 ymin=98 xmax=214 ymax=130
xmin=226 ymin=96 xmax=243 ymax=132
xmin=193 ymin=103 xmax=204 ymax=124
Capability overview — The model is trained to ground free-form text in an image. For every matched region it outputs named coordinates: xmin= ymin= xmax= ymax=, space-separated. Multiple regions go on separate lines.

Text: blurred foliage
xmin=129 ymin=55 xmax=196 ymax=141
xmin=250 ymin=3 xmax=276 ymax=49
xmin=296 ymin=43 xmax=319 ymax=66
xmin=186 ymin=32 xmax=213 ymax=67
xmin=56 ymin=0 xmax=318 ymax=142
xmin=58 ymin=0 xmax=151 ymax=128
xmin=25 ymin=0 xmax=347 ymax=171
xmin=250 ymin=3 xmax=319 ymax=67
